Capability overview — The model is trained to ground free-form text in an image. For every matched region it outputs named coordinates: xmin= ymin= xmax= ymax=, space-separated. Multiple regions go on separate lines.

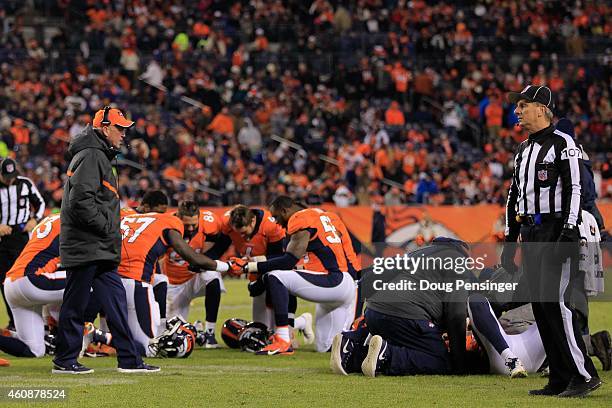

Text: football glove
xmin=228 ymin=257 xmax=248 ymax=277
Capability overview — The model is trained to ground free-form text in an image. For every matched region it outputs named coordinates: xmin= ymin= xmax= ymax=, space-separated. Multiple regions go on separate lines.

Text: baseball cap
xmin=92 ymin=107 xmax=135 ymax=129
xmin=1 ymin=158 xmax=18 ymax=179
xmin=507 ymin=85 xmax=555 ymax=110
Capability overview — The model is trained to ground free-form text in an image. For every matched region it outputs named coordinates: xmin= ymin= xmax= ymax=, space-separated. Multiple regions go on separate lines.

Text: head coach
xmin=53 ymin=107 xmax=159 ymax=374
xmin=501 ymin=86 xmax=599 ymax=397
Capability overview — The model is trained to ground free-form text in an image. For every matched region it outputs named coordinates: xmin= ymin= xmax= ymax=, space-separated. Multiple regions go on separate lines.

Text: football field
xmin=1 ymin=278 xmax=610 ymax=407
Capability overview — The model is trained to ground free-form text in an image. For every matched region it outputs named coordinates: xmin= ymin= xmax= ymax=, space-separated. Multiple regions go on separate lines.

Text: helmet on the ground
xmin=221 ymin=318 xmax=249 ymax=349
xmin=238 ymin=322 xmax=271 ymax=353
xmin=149 ymin=317 xmax=196 ymax=358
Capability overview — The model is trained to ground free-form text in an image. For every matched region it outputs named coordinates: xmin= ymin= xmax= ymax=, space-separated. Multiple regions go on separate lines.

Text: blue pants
xmin=54 ymin=262 xmax=141 ymax=367
xmin=365 ymin=308 xmax=450 ymax=376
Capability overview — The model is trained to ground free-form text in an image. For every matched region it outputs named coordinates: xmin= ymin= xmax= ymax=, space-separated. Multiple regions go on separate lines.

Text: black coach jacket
xmin=60 ymin=125 xmax=121 ymax=268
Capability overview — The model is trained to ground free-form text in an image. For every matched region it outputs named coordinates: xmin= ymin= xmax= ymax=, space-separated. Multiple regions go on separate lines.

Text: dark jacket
xmin=60 ymin=125 xmax=121 ymax=268
xmin=363 ymin=242 xmax=468 ymax=373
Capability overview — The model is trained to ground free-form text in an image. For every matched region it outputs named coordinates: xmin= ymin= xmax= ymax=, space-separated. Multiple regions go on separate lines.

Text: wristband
xmin=215 ymin=260 xmax=229 ymax=273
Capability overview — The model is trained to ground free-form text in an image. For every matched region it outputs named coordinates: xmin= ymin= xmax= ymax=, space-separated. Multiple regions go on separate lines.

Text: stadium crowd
xmin=0 ymin=0 xmax=610 ymax=209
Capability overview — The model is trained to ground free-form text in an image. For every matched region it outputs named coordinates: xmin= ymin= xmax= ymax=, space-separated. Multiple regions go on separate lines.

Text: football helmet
xmin=221 ymin=318 xmax=249 ymax=349
xmin=239 ymin=322 xmax=271 ymax=353
xmin=148 ymin=316 xmax=196 ymax=358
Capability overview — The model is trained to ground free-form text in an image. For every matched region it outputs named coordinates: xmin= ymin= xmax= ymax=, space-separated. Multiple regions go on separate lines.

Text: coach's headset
xmin=100 ymin=105 xmax=112 ymax=126
xmin=98 ymin=105 xmax=129 ymax=151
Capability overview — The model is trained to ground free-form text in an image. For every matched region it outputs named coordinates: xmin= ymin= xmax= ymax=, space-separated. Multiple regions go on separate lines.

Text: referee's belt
xmin=516 ymin=212 xmax=563 ymax=226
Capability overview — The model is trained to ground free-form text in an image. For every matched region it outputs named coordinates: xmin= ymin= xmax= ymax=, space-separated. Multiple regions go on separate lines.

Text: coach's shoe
xmin=591 ymin=330 xmax=611 ymax=371
xmin=361 ymin=335 xmax=389 ymax=378
xmin=505 ymin=357 xmax=528 ymax=378
xmin=557 ymin=375 xmax=602 ymax=398
xmin=117 ymin=363 xmax=161 ymax=373
xmin=528 ymin=383 xmax=564 ymax=396
xmin=331 ymin=332 xmax=357 ymax=375
xmin=299 ymin=313 xmax=315 ymax=345
xmin=256 ymin=334 xmax=294 ymax=356
xmin=0 ymin=358 xmax=10 ymax=367
xmin=52 ymin=362 xmax=94 ymax=374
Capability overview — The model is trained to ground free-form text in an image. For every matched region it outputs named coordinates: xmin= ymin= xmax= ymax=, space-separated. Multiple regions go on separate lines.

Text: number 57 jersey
xmin=118 ymin=212 xmax=184 ymax=284
xmin=288 ymin=208 xmax=350 ymax=274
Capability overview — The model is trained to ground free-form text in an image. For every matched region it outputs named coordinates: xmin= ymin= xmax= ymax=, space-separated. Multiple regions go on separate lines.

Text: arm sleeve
xmin=266 ymin=238 xmax=285 ymax=258
xmin=504 ymin=151 xmax=521 ymax=241
xmin=257 ymin=252 xmax=300 ymax=274
xmin=204 ymin=232 xmax=232 ymax=260
xmin=558 ymin=137 xmax=582 ymax=226
xmin=25 ymin=178 xmax=45 ymax=221
xmin=67 ymin=151 xmax=109 ymax=235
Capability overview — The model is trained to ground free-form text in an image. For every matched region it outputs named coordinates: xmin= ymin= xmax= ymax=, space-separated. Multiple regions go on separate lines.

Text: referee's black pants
xmin=53 ymin=261 xmax=142 ymax=368
xmin=521 ymin=220 xmax=598 ymax=390
xmin=0 ymin=231 xmax=29 ymax=328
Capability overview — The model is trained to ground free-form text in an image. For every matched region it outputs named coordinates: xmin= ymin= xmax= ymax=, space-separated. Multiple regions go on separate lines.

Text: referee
xmin=501 ymin=85 xmax=600 ymax=397
xmin=0 ymin=158 xmax=45 ymax=331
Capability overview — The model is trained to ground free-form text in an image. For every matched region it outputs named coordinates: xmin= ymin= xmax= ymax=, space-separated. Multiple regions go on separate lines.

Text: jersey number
xmin=202 ymin=211 xmax=215 ymax=223
xmin=320 ymin=216 xmax=341 ymax=244
xmin=35 ymin=215 xmax=60 ymax=239
xmin=121 ymin=217 xmax=156 ymax=243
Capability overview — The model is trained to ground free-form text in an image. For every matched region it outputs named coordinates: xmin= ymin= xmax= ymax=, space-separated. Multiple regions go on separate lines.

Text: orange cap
xmin=92 ymin=107 xmax=135 ymax=128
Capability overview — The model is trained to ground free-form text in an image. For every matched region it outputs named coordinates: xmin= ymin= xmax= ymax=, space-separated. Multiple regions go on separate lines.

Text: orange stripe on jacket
xmin=102 ymin=180 xmax=119 ymax=197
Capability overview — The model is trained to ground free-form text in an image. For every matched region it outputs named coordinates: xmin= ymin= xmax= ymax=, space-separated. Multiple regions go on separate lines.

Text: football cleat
xmin=299 ymin=313 xmax=315 ymax=345
xmin=505 ymin=357 xmax=528 ymax=378
xmin=361 ymin=335 xmax=389 ymax=378
xmin=330 ymin=332 xmax=354 ymax=375
xmin=0 ymin=327 xmax=16 ymax=338
xmin=256 ymin=334 xmax=294 ymax=356
xmin=201 ymin=331 xmax=220 ymax=349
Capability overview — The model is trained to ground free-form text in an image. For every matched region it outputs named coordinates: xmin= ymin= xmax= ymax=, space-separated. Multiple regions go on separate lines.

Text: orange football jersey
xmin=163 ymin=210 xmax=221 ymax=285
xmin=118 ymin=212 xmax=184 ymax=283
xmin=120 ymin=207 xmax=138 ymax=216
xmin=220 ymin=208 xmax=285 ymax=258
xmin=287 ymin=208 xmax=349 ymax=274
xmin=328 ymin=212 xmax=361 ymax=273
xmin=6 ymin=214 xmax=61 ymax=282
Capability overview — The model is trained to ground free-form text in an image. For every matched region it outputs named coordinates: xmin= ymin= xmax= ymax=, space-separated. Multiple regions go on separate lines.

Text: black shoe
xmin=557 ymin=376 xmax=602 ymax=398
xmin=117 ymin=362 xmax=160 ymax=373
xmin=528 ymin=384 xmax=564 ymax=396
xmin=591 ymin=330 xmax=611 ymax=371
xmin=51 ymin=361 xmax=94 ymax=374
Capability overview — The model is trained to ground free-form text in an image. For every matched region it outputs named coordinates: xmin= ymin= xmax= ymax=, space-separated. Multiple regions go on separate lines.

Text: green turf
xmin=1 ymin=279 xmax=611 ymax=407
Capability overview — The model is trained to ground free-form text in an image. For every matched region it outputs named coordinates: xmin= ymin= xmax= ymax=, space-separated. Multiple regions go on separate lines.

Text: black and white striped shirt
xmin=505 ymin=125 xmax=582 ymax=238
xmin=0 ymin=176 xmax=46 ymax=228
